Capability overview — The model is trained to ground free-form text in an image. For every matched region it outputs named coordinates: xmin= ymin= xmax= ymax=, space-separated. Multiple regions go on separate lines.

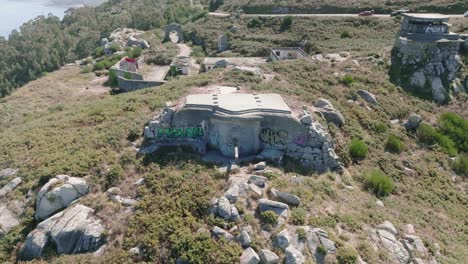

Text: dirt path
xmin=176 ymin=43 xmax=192 ymax=57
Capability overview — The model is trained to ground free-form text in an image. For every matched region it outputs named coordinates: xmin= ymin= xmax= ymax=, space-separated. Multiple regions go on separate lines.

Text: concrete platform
xmin=185 ymin=93 xmax=292 ymax=115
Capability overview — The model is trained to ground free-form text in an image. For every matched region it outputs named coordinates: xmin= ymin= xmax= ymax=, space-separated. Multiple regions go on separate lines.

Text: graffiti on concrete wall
xmin=259 ymin=128 xmax=288 ymax=146
xmin=425 ymin=26 xmax=445 ymax=34
xmin=156 ymin=127 xmax=204 ymax=139
xmin=294 ymin=134 xmax=309 ymax=146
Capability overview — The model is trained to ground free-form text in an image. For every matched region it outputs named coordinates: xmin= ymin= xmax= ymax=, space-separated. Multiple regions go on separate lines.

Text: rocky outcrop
xmin=209 ymin=197 xmax=240 ymax=221
xmin=0 ymin=168 xmax=18 ymax=180
xmin=314 ymin=99 xmax=345 ymax=127
xmin=35 ymin=175 xmax=89 ymax=221
xmin=259 ymin=249 xmax=280 ymax=264
xmin=240 ymin=247 xmax=260 ymax=264
xmin=357 ymin=90 xmax=379 ymax=105
xmin=0 ymin=177 xmax=22 ymax=197
xmin=285 ymin=245 xmax=305 ymax=264
xmin=19 ymin=204 xmax=106 ymax=261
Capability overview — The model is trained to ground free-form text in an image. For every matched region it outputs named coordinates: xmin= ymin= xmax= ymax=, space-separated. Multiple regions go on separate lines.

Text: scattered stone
xmin=276 ymin=229 xmax=291 ymax=250
xmin=129 ymin=246 xmax=144 ymax=256
xmin=240 ymin=247 xmax=260 ymax=264
xmin=253 ymin=162 xmax=267 ymax=170
xmin=0 ymin=204 xmax=20 ymax=237
xmin=376 ymin=200 xmax=384 ymax=207
xmin=134 ymin=178 xmax=145 ymax=186
xmin=224 ymin=184 xmax=240 ymax=203
xmin=238 ymin=230 xmax=252 ymax=248
xmin=35 ymin=175 xmax=89 ymax=221
xmin=19 ymin=204 xmax=106 ymax=261
xmin=284 ymin=245 xmax=305 ymax=264
xmin=270 ymin=188 xmax=300 ymax=206
xmin=0 ymin=177 xmax=22 ymax=197
xmin=402 ymin=224 xmax=415 ymax=235
xmin=0 ymin=168 xmax=18 ymax=180
xmin=299 ymin=114 xmax=313 ymax=125
xmin=357 ymin=90 xmax=379 ymax=105
xmin=315 ymin=99 xmax=334 ymax=109
xmin=248 ymin=175 xmax=268 ymax=187
xmin=218 ymin=163 xmax=239 ymax=173
xmin=109 ymin=195 xmax=138 ymax=207
xmin=106 ymin=187 xmax=122 ymax=195
xmin=215 ymin=197 xmax=239 ymax=221
xmin=259 ymin=249 xmax=280 ymax=264
xmin=404 ymin=114 xmax=422 ymax=130
xmin=212 ymin=226 xmax=235 ymax=242
xmin=258 ymin=199 xmax=289 ymax=218
xmin=249 ymin=183 xmax=263 ymax=197
xmin=344 ymin=185 xmax=355 ymax=191
xmin=320 ymin=236 xmax=337 ymax=253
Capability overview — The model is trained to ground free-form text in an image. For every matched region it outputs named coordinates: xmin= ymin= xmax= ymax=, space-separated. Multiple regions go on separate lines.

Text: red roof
xmin=124 ymin=57 xmax=137 ymax=63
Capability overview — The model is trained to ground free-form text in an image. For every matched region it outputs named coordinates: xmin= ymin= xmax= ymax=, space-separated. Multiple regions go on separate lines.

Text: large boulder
xmin=240 ymin=247 xmax=260 ymax=264
xmin=35 ymin=175 xmax=89 ymax=221
xmin=259 ymin=249 xmax=280 ymax=264
xmin=0 ymin=168 xmax=18 ymax=180
xmin=284 ymin=246 xmax=305 ymax=264
xmin=317 ymin=109 xmax=346 ymax=127
xmin=375 ymin=221 xmax=410 ymax=264
xmin=0 ymin=177 xmax=22 ymax=197
xmin=357 ymin=90 xmax=379 ymax=105
xmin=19 ymin=204 xmax=106 ymax=261
xmin=431 ymin=77 xmax=448 ymax=104
xmin=258 ymin=199 xmax=289 ymax=218
xmin=270 ymin=188 xmax=300 ymax=206
xmin=404 ymin=114 xmax=422 ymax=130
xmin=238 ymin=230 xmax=252 ymax=248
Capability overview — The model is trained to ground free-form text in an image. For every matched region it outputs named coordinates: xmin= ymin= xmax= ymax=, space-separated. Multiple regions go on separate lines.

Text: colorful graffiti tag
xmin=259 ymin=128 xmax=288 ymax=146
xmin=156 ymin=127 xmax=204 ymax=139
xmin=294 ymin=134 xmax=308 ymax=146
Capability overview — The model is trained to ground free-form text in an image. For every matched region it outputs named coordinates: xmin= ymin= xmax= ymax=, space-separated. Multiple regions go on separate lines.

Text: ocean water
xmin=0 ymin=0 xmax=105 ymax=38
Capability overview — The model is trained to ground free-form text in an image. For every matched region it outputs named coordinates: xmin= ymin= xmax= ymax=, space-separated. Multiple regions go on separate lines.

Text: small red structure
xmin=120 ymin=57 xmax=139 ymax=72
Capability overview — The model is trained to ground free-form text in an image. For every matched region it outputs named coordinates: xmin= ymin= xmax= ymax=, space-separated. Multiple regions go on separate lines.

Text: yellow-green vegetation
xmin=336 ymin=246 xmax=358 ymax=264
xmin=386 ymin=134 xmax=404 ymax=154
xmin=219 ymin=0 xmax=466 ymax=14
xmin=348 ymin=139 xmax=368 ymax=161
xmin=363 ymin=170 xmax=395 ymax=197
xmin=261 ymin=210 xmax=279 ymax=225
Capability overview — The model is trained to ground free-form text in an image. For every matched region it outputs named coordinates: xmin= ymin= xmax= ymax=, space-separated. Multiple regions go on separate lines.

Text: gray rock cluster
xmin=35 ymin=175 xmax=89 ymax=221
xmin=0 ymin=168 xmax=18 ymax=180
xmin=104 ymin=28 xmax=150 ymax=55
xmin=313 ymin=99 xmax=346 ymax=127
xmin=210 ymin=196 xmax=240 ymax=221
xmin=19 ymin=204 xmax=106 ymax=261
xmin=0 ymin=202 xmax=22 ymax=238
xmin=357 ymin=89 xmax=379 ymax=105
xmin=0 ymin=177 xmax=22 ymax=197
xmin=369 ymin=220 xmax=439 ymax=264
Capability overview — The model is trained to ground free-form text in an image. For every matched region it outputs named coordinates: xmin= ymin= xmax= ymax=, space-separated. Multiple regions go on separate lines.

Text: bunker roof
xmin=203 ymin=57 xmax=267 ymax=66
xmin=184 ymin=93 xmax=291 ymax=115
xmin=403 ymin=13 xmax=449 ymax=22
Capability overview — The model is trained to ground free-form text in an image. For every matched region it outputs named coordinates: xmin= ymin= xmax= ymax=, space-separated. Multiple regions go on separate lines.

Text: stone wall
xmin=110 ymin=67 xmax=144 ymax=80
xmin=117 ymin=77 xmax=165 ymax=93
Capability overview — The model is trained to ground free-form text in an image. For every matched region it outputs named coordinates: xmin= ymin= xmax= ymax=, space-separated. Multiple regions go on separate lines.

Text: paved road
xmin=209 ymin=12 xmax=465 ymax=18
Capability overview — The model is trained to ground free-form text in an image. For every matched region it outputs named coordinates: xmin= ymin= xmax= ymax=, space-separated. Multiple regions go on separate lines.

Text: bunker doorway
xmin=208 ymin=118 xmax=261 ymax=158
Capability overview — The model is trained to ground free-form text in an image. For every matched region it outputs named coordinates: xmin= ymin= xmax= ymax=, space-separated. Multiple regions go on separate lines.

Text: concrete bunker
xmin=143 ymin=91 xmax=340 ymax=172
xmin=164 ymin=23 xmax=183 ymax=43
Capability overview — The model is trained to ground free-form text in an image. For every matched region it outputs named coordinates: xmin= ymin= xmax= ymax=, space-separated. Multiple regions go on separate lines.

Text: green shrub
xmin=127 ymin=127 xmax=141 ymax=141
xmin=261 ymin=210 xmax=278 ymax=225
xmin=280 ymin=16 xmax=294 ymax=31
xmin=417 ymin=123 xmax=457 ymax=156
xmin=341 ymin=75 xmax=356 ymax=86
xmin=386 ymin=134 xmax=404 ymax=154
xmin=296 ymin=227 xmax=306 ymax=240
xmin=363 ymin=170 xmax=394 ymax=197
xmin=340 ymin=30 xmax=351 ymax=38
xmin=349 ymin=139 xmax=368 ymax=161
xmin=94 ymin=46 xmax=104 ymax=57
xmin=373 ymin=122 xmax=388 ymax=133
xmin=247 ymin=18 xmax=262 ymax=28
xmin=291 ymin=208 xmax=306 ymax=225
xmin=80 ymin=65 xmax=92 ymax=74
xmin=439 ymin=112 xmax=468 ymax=152
xmin=109 ymin=44 xmax=121 ymax=53
xmin=93 ymin=62 xmax=105 ymax=71
xmin=336 ymin=246 xmax=359 ymax=264
xmin=105 ymin=164 xmax=123 ymax=188
xmin=452 ymin=154 xmax=468 ymax=178
xmin=108 ymin=69 xmax=118 ymax=87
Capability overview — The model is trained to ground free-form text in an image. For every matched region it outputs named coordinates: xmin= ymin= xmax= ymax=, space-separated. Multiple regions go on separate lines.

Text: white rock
xmin=0 ymin=204 xmax=20 ymax=237
xmin=378 ymin=220 xmax=398 ymax=236
xmin=276 ymin=229 xmax=291 ymax=250
xmin=19 ymin=204 xmax=105 ymax=261
xmin=402 ymin=224 xmax=415 ymax=235
xmin=0 ymin=177 xmax=22 ymax=197
xmin=35 ymin=175 xmax=89 ymax=221
xmin=376 ymin=200 xmax=384 ymax=207
xmin=259 ymin=249 xmax=280 ymax=264
xmin=254 ymin=162 xmax=267 ymax=170
xmin=240 ymin=247 xmax=260 ymax=264
xmin=134 ymin=178 xmax=145 ymax=186
xmin=212 ymin=226 xmax=235 ymax=241
xmin=284 ymin=245 xmax=305 ymax=264
xmin=249 ymin=183 xmax=263 ymax=197
xmin=0 ymin=168 xmax=18 ymax=180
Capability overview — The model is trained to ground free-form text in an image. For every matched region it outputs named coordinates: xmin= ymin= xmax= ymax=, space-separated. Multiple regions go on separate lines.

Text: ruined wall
xmin=117 ymin=77 xmax=165 ymax=93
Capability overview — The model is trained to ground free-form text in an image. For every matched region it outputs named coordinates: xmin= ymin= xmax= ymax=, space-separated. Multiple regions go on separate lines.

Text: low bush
xmin=296 ymin=227 xmax=306 ymax=240
xmin=340 ymin=30 xmax=351 ymax=38
xmin=341 ymin=75 xmax=356 ymax=86
xmin=94 ymin=46 xmax=104 ymax=57
xmin=349 ymin=139 xmax=368 ymax=161
xmin=80 ymin=66 xmax=92 ymax=74
xmin=417 ymin=123 xmax=457 ymax=156
xmin=373 ymin=122 xmax=388 ymax=133
xmin=93 ymin=62 xmax=105 ymax=71
xmin=336 ymin=246 xmax=359 ymax=264
xmin=261 ymin=210 xmax=278 ymax=225
xmin=280 ymin=16 xmax=293 ymax=31
xmin=452 ymin=154 xmax=468 ymax=178
xmin=386 ymin=134 xmax=404 ymax=154
xmin=439 ymin=112 xmax=468 ymax=152
xmin=363 ymin=170 xmax=394 ymax=197
xmin=105 ymin=164 xmax=123 ymax=188
xmin=291 ymin=208 xmax=306 ymax=225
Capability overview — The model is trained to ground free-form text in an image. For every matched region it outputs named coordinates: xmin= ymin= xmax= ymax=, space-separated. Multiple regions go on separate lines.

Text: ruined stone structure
xmin=391 ymin=13 xmax=465 ymax=103
xmin=143 ymin=92 xmax=340 ymax=172
xmin=164 ymin=23 xmax=183 ymax=43
xmin=203 ymin=57 xmax=267 ymax=71
xmin=269 ymin=47 xmax=309 ymax=61
xmin=171 ymin=56 xmax=191 ymax=75
xmin=217 ymin=34 xmax=229 ymax=52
